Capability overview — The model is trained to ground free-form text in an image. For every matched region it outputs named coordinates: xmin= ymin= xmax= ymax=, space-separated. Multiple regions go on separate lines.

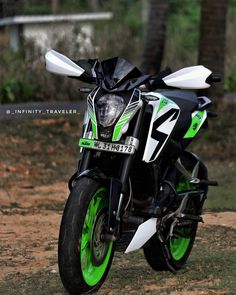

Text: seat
xmin=160 ymin=90 xmax=199 ymax=112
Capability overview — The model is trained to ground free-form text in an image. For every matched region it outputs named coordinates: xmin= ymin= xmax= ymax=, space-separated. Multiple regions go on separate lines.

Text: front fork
xmin=69 ymin=100 xmax=147 ymax=237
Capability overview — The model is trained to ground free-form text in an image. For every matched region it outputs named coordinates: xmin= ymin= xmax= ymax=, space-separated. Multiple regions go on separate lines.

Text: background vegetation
xmin=0 ymin=0 xmax=236 ymax=103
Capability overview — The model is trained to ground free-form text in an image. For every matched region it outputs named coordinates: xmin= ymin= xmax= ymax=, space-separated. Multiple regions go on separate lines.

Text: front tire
xmin=58 ymin=177 xmax=114 ymax=295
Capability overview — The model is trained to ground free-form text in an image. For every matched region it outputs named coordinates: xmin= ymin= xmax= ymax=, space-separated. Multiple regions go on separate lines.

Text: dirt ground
xmin=0 ymin=181 xmax=236 ymax=295
xmin=0 ymin=182 xmax=67 ymax=279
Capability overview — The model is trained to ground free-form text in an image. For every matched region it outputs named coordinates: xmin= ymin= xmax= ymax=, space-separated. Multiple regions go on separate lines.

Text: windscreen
xmin=100 ymin=57 xmax=143 ymax=90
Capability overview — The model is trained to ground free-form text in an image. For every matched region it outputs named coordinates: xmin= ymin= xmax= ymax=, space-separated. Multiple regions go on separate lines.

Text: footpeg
xmin=199 ymin=180 xmax=218 ymax=186
xmin=189 ymin=178 xmax=218 ymax=186
xmin=178 ymin=213 xmax=203 ymax=223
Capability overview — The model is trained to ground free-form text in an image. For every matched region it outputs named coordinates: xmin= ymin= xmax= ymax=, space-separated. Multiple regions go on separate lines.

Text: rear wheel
xmin=143 ymin=218 xmax=197 ymax=271
xmin=58 ymin=177 xmax=114 ymax=294
xmin=144 ymin=153 xmax=207 ymax=271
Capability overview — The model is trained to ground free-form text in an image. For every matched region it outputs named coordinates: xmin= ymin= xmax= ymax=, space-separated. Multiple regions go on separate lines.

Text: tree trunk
xmin=141 ymin=0 xmax=169 ymax=75
xmin=51 ymin=0 xmax=58 ymax=15
xmin=198 ymin=0 xmax=228 ymax=102
xmin=89 ymin=0 xmax=99 ymax=11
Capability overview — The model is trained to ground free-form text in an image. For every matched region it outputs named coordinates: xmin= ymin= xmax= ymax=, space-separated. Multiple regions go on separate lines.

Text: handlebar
xmin=206 ymin=74 xmax=221 ymax=84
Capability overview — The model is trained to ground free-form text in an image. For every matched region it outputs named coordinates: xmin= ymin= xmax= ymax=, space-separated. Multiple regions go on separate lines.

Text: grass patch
xmin=0 ymin=202 xmax=65 ymax=213
xmin=205 ymin=161 xmax=236 ymax=211
xmin=0 ymin=272 xmax=66 ymax=295
xmin=0 ymin=225 xmax=235 ymax=294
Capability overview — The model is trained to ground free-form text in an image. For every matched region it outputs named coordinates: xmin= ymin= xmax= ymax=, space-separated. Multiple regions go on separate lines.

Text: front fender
xmin=68 ymin=168 xmax=122 ymax=233
xmin=68 ymin=168 xmax=109 ymax=191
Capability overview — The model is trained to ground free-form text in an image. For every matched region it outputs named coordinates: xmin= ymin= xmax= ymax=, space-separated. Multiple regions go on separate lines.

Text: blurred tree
xmin=198 ymin=0 xmax=228 ymax=102
xmin=141 ymin=0 xmax=169 ymax=74
xmin=51 ymin=0 xmax=58 ymax=14
xmin=89 ymin=0 xmax=99 ymax=11
xmin=0 ymin=1 xmax=3 ymax=18
xmin=0 ymin=0 xmax=24 ymax=17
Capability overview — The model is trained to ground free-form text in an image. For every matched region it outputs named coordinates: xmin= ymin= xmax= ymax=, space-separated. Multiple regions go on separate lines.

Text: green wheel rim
xmin=80 ymin=187 xmax=113 ymax=286
xmin=169 ymin=230 xmax=191 ymax=261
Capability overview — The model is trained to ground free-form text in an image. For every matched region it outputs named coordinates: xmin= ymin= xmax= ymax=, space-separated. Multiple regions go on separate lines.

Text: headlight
xmin=96 ymin=94 xmax=126 ymax=127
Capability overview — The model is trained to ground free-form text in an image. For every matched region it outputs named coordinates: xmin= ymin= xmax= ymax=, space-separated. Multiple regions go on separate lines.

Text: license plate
xmin=79 ymin=138 xmax=135 ymax=154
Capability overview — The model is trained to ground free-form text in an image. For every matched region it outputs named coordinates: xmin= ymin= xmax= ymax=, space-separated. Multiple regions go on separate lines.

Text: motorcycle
xmin=45 ymin=49 xmax=219 ymax=294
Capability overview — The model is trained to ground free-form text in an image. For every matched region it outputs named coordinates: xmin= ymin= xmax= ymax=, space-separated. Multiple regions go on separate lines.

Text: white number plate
xmin=79 ymin=138 xmax=135 ymax=154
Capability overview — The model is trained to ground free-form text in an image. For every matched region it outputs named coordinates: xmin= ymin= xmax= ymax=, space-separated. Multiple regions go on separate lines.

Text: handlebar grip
xmin=211 ymin=74 xmax=221 ymax=82
xmin=206 ymin=74 xmax=221 ymax=84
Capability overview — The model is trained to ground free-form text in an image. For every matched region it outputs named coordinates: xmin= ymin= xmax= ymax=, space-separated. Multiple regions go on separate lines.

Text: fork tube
xmin=78 ymin=120 xmax=92 ymax=172
xmin=120 ymin=100 xmax=147 ymax=192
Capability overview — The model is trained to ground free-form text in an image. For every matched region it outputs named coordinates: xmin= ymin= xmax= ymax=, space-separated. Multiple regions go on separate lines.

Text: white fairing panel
xmin=163 ymin=65 xmax=212 ymax=89
xmin=142 ymin=92 xmax=180 ymax=163
xmin=125 ymin=218 xmax=157 ymax=253
xmin=45 ymin=49 xmax=85 ymax=77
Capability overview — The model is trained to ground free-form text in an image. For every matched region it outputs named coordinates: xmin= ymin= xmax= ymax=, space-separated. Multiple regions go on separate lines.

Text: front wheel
xmin=58 ymin=177 xmax=114 ymax=295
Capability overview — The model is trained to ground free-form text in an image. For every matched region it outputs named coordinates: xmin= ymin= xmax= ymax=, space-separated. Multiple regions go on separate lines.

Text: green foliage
xmin=1 ymin=78 xmax=19 ymax=103
xmin=57 ymin=0 xmax=90 ymax=14
xmin=0 ymin=73 xmax=40 ymax=104
xmin=225 ymin=70 xmax=236 ymax=92
xmin=0 ymin=48 xmax=40 ymax=103
xmin=124 ymin=1 xmax=142 ymax=36
xmin=0 ymin=0 xmax=143 ymax=104
xmin=1 ymin=0 xmax=236 ymax=103
xmin=163 ymin=0 xmax=201 ymax=69
xmin=229 ymin=0 xmax=236 ymax=14
xmin=99 ymin=0 xmax=142 ymax=36
xmin=24 ymin=4 xmax=50 ymax=15
xmin=0 ymin=40 xmax=84 ymax=104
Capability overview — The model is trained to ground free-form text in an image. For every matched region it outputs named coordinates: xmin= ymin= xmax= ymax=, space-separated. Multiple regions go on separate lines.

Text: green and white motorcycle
xmin=45 ymin=50 xmax=219 ymax=294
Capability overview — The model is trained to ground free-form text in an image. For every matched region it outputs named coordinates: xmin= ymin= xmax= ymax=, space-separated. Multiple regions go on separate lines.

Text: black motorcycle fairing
xmin=73 ymin=56 xmax=151 ymax=91
xmin=146 ymin=67 xmax=173 ymax=91
xmin=98 ymin=57 xmax=150 ymax=91
xmin=71 ymin=58 xmax=98 ymax=83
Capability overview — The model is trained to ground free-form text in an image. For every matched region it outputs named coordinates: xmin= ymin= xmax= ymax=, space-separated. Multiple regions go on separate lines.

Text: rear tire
xmin=144 ymin=152 xmax=207 ymax=271
xmin=58 ymin=177 xmax=114 ymax=295
xmin=143 ymin=222 xmax=197 ymax=271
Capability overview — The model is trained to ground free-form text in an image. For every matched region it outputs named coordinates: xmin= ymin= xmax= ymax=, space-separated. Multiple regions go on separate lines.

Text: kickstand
xmin=157 ymin=231 xmax=177 ymax=274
